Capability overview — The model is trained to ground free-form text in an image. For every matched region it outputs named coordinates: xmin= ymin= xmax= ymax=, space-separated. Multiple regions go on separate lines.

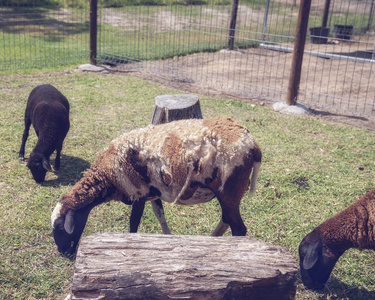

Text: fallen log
xmin=71 ymin=233 xmax=297 ymax=299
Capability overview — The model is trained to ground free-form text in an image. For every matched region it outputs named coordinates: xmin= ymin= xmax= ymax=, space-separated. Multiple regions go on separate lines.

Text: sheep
xmin=299 ymin=189 xmax=375 ymax=290
xmin=51 ymin=117 xmax=262 ymax=255
xmin=19 ymin=84 xmax=70 ymax=183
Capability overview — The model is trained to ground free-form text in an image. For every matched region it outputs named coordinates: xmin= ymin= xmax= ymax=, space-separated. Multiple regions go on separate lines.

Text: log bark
xmin=151 ymin=94 xmax=203 ymax=125
xmin=71 ymin=233 xmax=297 ymax=300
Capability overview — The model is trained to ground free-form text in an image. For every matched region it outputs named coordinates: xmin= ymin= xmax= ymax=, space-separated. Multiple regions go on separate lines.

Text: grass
xmin=0 ymin=67 xmax=374 ymax=299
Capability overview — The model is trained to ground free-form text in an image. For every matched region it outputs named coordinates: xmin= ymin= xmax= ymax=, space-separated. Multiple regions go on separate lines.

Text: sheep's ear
xmin=64 ymin=209 xmax=75 ymax=234
xmin=42 ymin=157 xmax=52 ymax=172
xmin=303 ymin=242 xmax=321 ymax=270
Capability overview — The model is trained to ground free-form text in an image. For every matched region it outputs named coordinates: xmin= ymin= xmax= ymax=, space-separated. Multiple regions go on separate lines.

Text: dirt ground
xmin=108 ymin=48 xmax=375 ymax=131
xmin=98 ymin=1 xmax=375 ymax=133
xmin=59 ymin=5 xmax=374 ymax=131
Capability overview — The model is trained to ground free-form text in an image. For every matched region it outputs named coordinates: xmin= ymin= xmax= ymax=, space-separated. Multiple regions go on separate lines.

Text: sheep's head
xmin=299 ymin=229 xmax=341 ymax=290
xmin=51 ymin=200 xmax=91 ymax=256
xmin=27 ymin=152 xmax=52 ymax=183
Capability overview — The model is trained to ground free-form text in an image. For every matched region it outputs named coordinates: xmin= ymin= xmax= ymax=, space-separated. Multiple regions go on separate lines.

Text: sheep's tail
xmin=249 ymin=144 xmax=262 ymax=195
xmin=249 ymin=161 xmax=261 ymax=195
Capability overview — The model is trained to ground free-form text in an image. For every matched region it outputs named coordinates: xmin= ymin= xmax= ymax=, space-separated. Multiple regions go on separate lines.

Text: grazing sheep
xmin=19 ymin=84 xmax=70 ymax=183
xmin=51 ymin=117 xmax=262 ymax=255
xmin=299 ymin=189 xmax=375 ymax=290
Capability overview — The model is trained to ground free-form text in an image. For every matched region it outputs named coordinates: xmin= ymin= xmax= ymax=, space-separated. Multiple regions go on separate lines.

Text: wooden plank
xmin=71 ymin=233 xmax=297 ymax=300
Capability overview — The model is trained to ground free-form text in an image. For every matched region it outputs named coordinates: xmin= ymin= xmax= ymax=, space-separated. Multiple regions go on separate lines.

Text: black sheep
xmin=19 ymin=84 xmax=70 ymax=183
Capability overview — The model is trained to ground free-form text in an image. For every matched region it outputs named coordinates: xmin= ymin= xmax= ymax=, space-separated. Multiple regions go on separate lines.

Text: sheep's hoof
xmin=19 ymin=156 xmax=24 ymax=162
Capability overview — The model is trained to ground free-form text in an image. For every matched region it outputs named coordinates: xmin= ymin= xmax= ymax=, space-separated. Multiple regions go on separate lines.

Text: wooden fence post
xmin=286 ymin=0 xmax=312 ymax=106
xmin=89 ymin=0 xmax=97 ymax=65
xmin=227 ymin=0 xmax=239 ymax=50
xmin=321 ymin=0 xmax=331 ymax=28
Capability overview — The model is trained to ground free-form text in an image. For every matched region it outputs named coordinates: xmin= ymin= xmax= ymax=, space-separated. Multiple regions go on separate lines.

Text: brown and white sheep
xmin=299 ymin=189 xmax=375 ymax=290
xmin=19 ymin=84 xmax=70 ymax=183
xmin=51 ymin=117 xmax=262 ymax=255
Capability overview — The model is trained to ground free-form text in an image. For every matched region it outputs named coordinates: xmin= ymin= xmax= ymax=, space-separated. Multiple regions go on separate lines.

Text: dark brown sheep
xmin=19 ymin=84 xmax=70 ymax=183
xmin=51 ymin=117 xmax=262 ymax=255
xmin=299 ymin=189 xmax=375 ymax=290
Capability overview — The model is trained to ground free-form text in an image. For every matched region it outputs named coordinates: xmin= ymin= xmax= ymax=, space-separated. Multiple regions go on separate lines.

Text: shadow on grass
xmin=0 ymin=7 xmax=89 ymax=37
xmin=43 ymin=154 xmax=90 ymax=187
xmin=309 ymin=108 xmax=369 ymax=121
xmin=297 ymin=272 xmax=375 ymax=300
xmin=309 ymin=107 xmax=375 ymax=131
xmin=320 ymin=276 xmax=375 ymax=300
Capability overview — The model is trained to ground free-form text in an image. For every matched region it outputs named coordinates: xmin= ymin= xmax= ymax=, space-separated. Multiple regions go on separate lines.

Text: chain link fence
xmin=1 ymin=0 xmax=374 ymax=118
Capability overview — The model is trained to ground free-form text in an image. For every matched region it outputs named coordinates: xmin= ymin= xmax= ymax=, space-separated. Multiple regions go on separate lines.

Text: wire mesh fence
xmin=1 ymin=0 xmax=374 ymax=118
xmin=301 ymin=0 xmax=375 ymax=117
xmin=0 ymin=1 xmax=89 ymax=70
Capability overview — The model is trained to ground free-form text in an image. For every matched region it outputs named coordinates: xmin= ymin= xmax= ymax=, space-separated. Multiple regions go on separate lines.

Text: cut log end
xmin=152 ymin=94 xmax=203 ymax=125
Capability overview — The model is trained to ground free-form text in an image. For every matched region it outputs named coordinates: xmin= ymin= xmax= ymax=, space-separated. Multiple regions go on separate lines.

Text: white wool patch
xmin=51 ymin=202 xmax=63 ymax=227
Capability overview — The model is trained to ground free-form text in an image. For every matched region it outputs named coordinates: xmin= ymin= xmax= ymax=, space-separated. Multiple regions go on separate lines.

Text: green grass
xmin=0 ymin=6 xmax=90 ymax=70
xmin=0 ymin=68 xmax=374 ymax=299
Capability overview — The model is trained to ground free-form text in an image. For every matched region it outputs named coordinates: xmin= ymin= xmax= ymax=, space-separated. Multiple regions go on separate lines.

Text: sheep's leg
xmin=19 ymin=117 xmax=31 ymax=161
xmin=151 ymin=199 xmax=171 ymax=234
xmin=217 ymin=199 xmax=247 ymax=236
xmin=211 ymin=217 xmax=230 ymax=236
xmin=129 ymin=198 xmax=146 ymax=233
xmin=54 ymin=144 xmax=62 ymax=170
xmin=211 ymin=162 xmax=252 ymax=236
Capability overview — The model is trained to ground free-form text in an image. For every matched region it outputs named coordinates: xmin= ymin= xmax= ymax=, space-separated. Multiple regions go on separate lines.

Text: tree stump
xmin=71 ymin=233 xmax=297 ymax=300
xmin=151 ymin=94 xmax=203 ymax=125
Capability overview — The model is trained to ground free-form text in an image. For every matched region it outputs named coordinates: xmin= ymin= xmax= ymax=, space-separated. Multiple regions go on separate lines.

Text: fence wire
xmin=1 ymin=0 xmax=374 ymax=118
xmin=0 ymin=2 xmax=89 ymax=69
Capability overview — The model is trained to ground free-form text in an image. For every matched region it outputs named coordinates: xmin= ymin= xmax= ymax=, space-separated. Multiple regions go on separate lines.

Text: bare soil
xmin=108 ymin=49 xmax=375 ymax=131
xmin=99 ymin=4 xmax=374 ymax=131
